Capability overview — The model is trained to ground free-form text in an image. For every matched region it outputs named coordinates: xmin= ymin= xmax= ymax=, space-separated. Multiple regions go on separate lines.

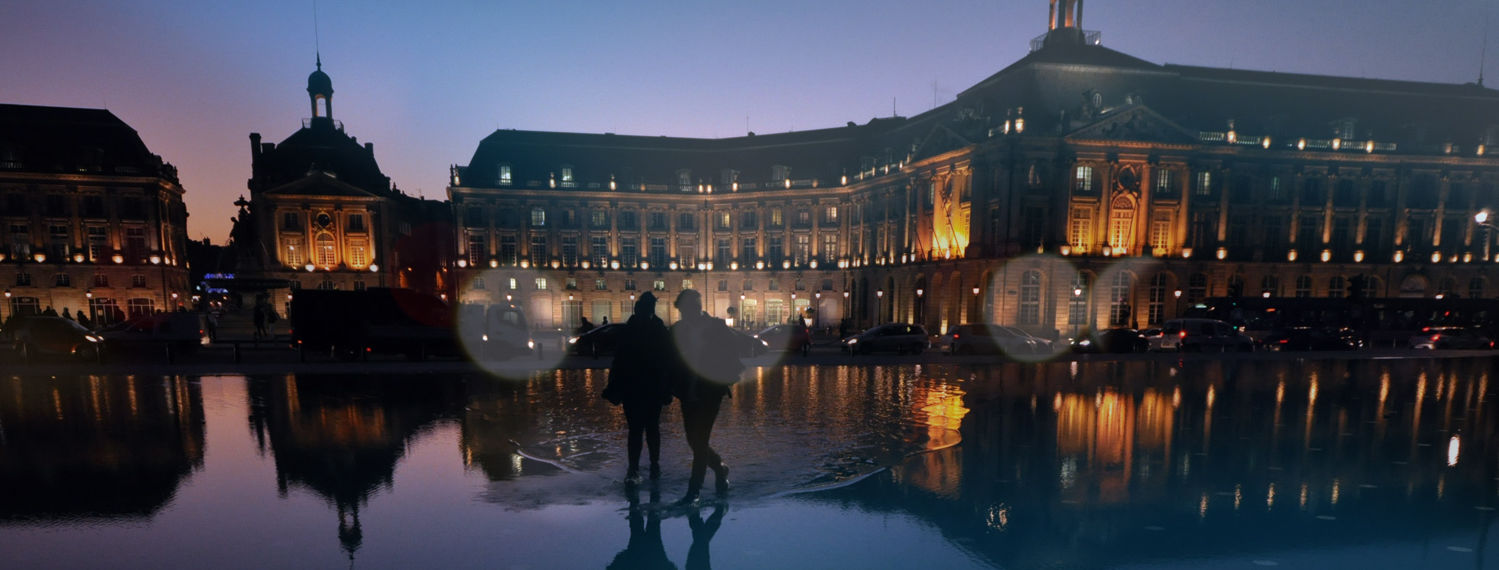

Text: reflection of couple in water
xmin=606 ymin=485 xmax=727 ymax=570
xmin=602 ymin=288 xmax=749 ymax=503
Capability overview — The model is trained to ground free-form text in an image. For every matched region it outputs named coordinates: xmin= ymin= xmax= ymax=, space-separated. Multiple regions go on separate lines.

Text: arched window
xmin=1018 ymin=270 xmax=1042 ymax=325
xmin=1295 ymin=275 xmax=1313 ymax=298
xmin=1069 ymin=273 xmax=1091 ymax=328
xmin=315 ymin=233 xmax=336 ymax=267
xmin=1148 ymin=273 xmax=1169 ymax=325
xmin=1110 ymin=272 xmax=1135 ymax=326
xmin=1188 ymin=273 xmax=1208 ymax=303
xmin=1260 ymin=275 xmax=1279 ymax=297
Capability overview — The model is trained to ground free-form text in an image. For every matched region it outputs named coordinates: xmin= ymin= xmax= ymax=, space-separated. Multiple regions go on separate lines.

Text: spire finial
xmin=316 ymin=52 xmax=322 ymax=71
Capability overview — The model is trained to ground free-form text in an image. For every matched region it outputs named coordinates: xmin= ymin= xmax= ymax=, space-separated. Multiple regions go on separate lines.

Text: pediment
xmin=263 ymin=171 xmax=382 ymax=199
xmin=911 ymin=124 xmax=976 ymax=161
xmin=1066 ymin=104 xmax=1198 ymax=144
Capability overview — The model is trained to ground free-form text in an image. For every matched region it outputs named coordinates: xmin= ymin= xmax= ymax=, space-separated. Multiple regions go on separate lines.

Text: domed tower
xmin=307 ymin=54 xmax=334 ymax=120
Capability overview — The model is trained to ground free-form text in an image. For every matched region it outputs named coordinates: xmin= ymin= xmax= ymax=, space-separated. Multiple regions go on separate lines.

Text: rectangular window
xmin=716 ymin=238 xmax=731 ymax=264
xmin=794 ymin=234 xmax=811 ymax=265
xmin=499 ymin=165 xmax=512 ymax=185
xmin=283 ymin=237 xmax=304 ymax=266
xmin=741 ymin=238 xmax=756 ymax=263
xmin=823 ymin=205 xmax=839 ymax=224
xmin=348 ymin=239 xmax=368 ymax=267
xmin=715 ymin=212 xmax=731 ymax=230
xmin=1262 ymin=217 xmax=1284 ymax=253
xmin=565 ymin=277 xmax=578 ymax=290
xmin=767 ymin=236 xmax=784 ymax=266
xmin=131 ymin=274 xmax=147 ymax=288
xmin=282 ymin=212 xmax=300 ymax=231
xmin=591 ymin=209 xmax=609 ymax=229
xmin=530 ymin=207 xmax=547 ymax=227
xmin=1368 ymin=181 xmax=1388 ymax=208
xmin=1155 ymin=169 xmax=1176 ymax=196
xmin=348 ymin=213 xmax=366 ymax=232
xmin=740 ymin=211 xmax=758 ymax=231
xmin=530 ymin=236 xmax=547 ymax=265
xmin=653 ymin=280 xmax=666 ymax=291
xmin=125 ymin=227 xmax=146 ymax=262
xmin=717 ymin=280 xmax=728 ymax=292
xmin=821 ymin=233 xmax=838 ymax=261
xmin=678 ymin=240 xmax=696 ymax=268
xmin=467 ymin=233 xmax=487 ymax=266
xmin=769 ymin=208 xmax=784 ymax=228
xmin=465 ymin=206 xmax=485 ymax=228
xmin=561 ymin=236 xmax=579 ymax=266
xmin=678 ymin=212 xmax=696 ymax=231
xmin=1297 ymin=215 xmax=1321 ymax=246
xmin=1268 ymin=176 xmax=1287 ymax=203
xmin=591 ymin=236 xmax=609 ymax=267
xmin=649 ymin=212 xmax=668 ymax=231
xmin=1364 ymin=218 xmax=1383 ymax=251
xmin=535 ymin=278 xmax=548 ymax=290
xmin=82 ymin=196 xmax=106 ymax=218
xmin=1301 ymin=178 xmax=1326 ymax=206
xmin=560 ymin=166 xmax=574 ymax=187
xmin=621 ymin=237 xmax=639 ymax=267
xmin=48 ymin=224 xmax=69 ymax=260
xmin=796 ymin=208 xmax=811 ymax=227
xmin=1194 ymin=171 xmax=1213 ymax=197
xmin=1074 ymin=166 xmax=1095 ymax=193
xmin=499 ymin=235 xmax=518 ymax=265
xmin=648 ymin=237 xmax=667 ymax=268
xmin=54 ymin=273 xmax=71 ymax=287
xmin=1069 ymin=208 xmax=1092 ymax=252
xmin=619 ymin=210 xmax=638 ymax=231
xmin=1150 ymin=218 xmax=1171 ymax=251
xmin=678 ymin=170 xmax=692 ymax=192
xmin=595 ymin=279 xmax=607 ymax=291
xmin=93 ymin=273 xmax=109 ymax=287
xmin=624 ymin=279 xmax=636 ymax=291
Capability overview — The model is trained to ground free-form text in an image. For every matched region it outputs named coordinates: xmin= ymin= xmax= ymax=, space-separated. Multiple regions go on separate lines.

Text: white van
xmin=1159 ymin=318 xmax=1254 ymax=352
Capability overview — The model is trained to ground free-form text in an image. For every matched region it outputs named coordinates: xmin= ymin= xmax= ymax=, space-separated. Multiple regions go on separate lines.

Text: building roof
xmin=0 ymin=104 xmax=177 ymax=181
xmin=252 ymin=117 xmax=390 ymax=195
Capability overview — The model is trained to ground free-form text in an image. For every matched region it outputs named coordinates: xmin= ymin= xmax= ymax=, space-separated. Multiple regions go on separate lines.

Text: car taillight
xmin=952 ymin=334 xmax=960 ymax=340
xmin=1178 ymin=331 xmax=1187 ymax=339
xmin=1422 ymin=326 xmax=1430 ymax=332
xmin=1278 ymin=339 xmax=1289 ymax=344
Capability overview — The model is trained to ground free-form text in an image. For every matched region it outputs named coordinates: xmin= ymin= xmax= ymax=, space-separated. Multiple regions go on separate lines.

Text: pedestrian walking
xmin=600 ymin=292 xmax=674 ymax=483
xmin=669 ymin=289 xmax=748 ymax=503
xmin=252 ymin=295 xmax=271 ymax=340
xmin=576 ymin=315 xmax=595 ymax=336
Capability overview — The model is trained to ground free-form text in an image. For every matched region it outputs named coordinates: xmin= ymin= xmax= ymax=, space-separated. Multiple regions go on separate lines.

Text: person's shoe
xmin=675 ymin=490 xmax=700 ymax=507
xmin=625 ymin=467 xmax=641 ymax=484
xmin=713 ymin=462 xmax=730 ymax=493
xmin=649 ymin=463 xmax=661 ymax=480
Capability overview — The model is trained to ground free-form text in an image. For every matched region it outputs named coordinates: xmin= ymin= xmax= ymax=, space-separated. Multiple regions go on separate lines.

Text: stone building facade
xmin=0 ymin=104 xmax=190 ymax=323
xmin=441 ymin=1 xmax=1496 ymax=336
xmin=234 ymin=59 xmax=454 ymax=308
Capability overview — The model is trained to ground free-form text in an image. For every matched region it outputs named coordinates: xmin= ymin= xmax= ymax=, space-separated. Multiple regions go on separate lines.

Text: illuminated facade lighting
xmin=1287 ymin=249 xmax=1298 ymax=262
xmin=1320 ymin=249 xmax=1331 ymax=262
xmin=1215 ymin=247 xmax=1227 ymax=260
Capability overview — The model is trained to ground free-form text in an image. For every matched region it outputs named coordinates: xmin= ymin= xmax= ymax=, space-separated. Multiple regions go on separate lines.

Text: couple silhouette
xmin=601 ymin=289 xmax=749 ymax=504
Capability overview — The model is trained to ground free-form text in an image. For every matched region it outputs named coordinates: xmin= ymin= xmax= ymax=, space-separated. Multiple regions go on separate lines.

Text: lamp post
xmin=1174 ymin=289 xmax=1184 ymax=318
xmin=150 ymin=254 xmax=167 ymax=313
xmin=85 ymin=288 xmax=95 ymax=325
xmin=1477 ymin=210 xmax=1495 ymax=262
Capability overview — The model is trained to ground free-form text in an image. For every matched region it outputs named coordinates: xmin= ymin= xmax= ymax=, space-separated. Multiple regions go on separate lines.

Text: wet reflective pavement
xmin=1 ymin=358 xmax=1496 ymax=569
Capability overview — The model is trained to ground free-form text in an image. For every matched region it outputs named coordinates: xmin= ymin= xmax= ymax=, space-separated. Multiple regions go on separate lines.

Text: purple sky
xmin=2 ymin=0 xmax=1493 ymax=243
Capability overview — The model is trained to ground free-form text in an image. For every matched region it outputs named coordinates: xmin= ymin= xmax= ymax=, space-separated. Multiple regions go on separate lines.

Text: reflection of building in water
xmin=459 ymin=369 xmax=610 ymax=481
xmin=247 ymin=375 xmax=461 ymax=559
xmin=816 ymin=359 xmax=1499 ymax=568
xmin=0 ymin=375 xmax=203 ymax=522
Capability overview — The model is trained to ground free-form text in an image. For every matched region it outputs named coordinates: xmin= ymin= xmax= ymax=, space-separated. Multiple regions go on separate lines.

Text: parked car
xmin=1262 ymin=326 xmax=1359 ymax=351
xmin=843 ymin=323 xmax=929 ymax=355
xmin=1140 ymin=328 xmax=1168 ymax=351
xmin=460 ymin=303 xmax=536 ymax=360
xmin=1160 ymin=318 xmax=1254 ymax=352
xmin=1072 ymin=328 xmax=1148 ymax=353
xmin=754 ymin=323 xmax=812 ymax=355
xmin=98 ymin=312 xmax=206 ymax=357
xmin=569 ymin=323 xmax=625 ymax=357
xmin=943 ymin=324 xmax=1050 ymax=356
xmin=1409 ymin=326 xmax=1495 ymax=350
xmin=0 ymin=315 xmax=103 ymax=362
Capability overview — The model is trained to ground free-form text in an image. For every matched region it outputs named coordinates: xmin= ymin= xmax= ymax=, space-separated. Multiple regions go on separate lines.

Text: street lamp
xmin=151 ymin=254 xmax=168 ymax=313
xmin=1476 ymin=210 xmax=1495 ymax=262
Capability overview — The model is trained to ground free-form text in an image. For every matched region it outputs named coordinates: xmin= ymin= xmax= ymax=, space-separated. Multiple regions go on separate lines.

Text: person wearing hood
xmin=669 ymin=289 xmax=747 ymax=502
xmin=601 ymin=292 xmax=674 ymax=483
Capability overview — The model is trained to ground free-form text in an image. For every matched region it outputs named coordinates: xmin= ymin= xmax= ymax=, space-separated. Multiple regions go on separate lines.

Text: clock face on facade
xmin=315 ymin=212 xmax=333 ymax=229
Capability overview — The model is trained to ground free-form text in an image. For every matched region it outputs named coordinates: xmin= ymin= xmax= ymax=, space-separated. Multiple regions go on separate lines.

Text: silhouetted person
xmin=670 ymin=289 xmax=748 ymax=503
xmin=576 ymin=316 xmax=596 ymax=336
xmin=252 ymin=294 xmax=271 ymax=340
xmin=602 ymin=315 xmax=610 ymax=325
xmin=61 ymin=307 xmax=71 ymax=320
xmin=608 ymin=484 xmax=676 ymax=570
xmin=42 ymin=306 xmax=56 ymax=316
xmin=601 ymin=292 xmax=674 ymax=482
xmin=686 ymin=503 xmax=727 ymax=570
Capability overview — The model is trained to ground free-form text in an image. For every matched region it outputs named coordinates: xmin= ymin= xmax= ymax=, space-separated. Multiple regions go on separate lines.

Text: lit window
xmin=499 ymin=165 xmax=512 ymax=185
xmin=1074 ymin=166 xmax=1094 ymax=193
xmin=535 ymin=278 xmax=548 ymax=290
xmin=530 ymin=207 xmax=546 ymax=227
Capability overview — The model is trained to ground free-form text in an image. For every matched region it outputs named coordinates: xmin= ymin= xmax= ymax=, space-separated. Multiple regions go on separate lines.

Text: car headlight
xmin=846 ymin=338 xmax=858 ymax=345
xmin=481 ymin=334 xmax=489 ymax=342
xmin=1077 ymin=339 xmax=1092 ymax=347
xmin=527 ymin=339 xmax=536 ymax=349
xmin=568 ymin=337 xmax=578 ymax=344
xmin=85 ymin=335 xmax=103 ymax=343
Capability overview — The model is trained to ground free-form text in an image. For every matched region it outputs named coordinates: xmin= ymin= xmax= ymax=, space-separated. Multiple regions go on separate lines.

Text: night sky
xmin=2 ymin=0 xmax=1493 ymax=243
